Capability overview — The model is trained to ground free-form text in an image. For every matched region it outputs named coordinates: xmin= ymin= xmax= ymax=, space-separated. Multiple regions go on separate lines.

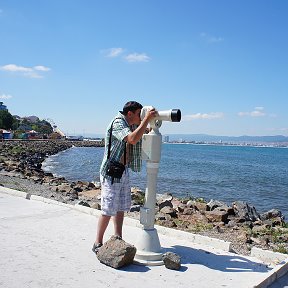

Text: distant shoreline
xmin=165 ymin=141 xmax=288 ymax=148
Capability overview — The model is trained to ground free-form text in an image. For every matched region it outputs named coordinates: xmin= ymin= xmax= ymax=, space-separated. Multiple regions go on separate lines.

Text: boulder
xmin=162 ymin=252 xmax=181 ymax=270
xmin=77 ymin=200 xmax=90 ymax=207
xmin=56 ymin=184 xmax=72 ymax=193
xmin=90 ymin=202 xmax=101 ymax=210
xmin=157 ymin=193 xmax=173 ymax=210
xmin=232 ymin=201 xmax=260 ymax=222
xmin=130 ymin=205 xmax=141 ymax=212
xmin=96 ymin=236 xmax=136 ymax=269
xmin=207 ymin=199 xmax=228 ymax=211
xmin=160 ymin=206 xmax=177 ymax=218
xmin=260 ymin=209 xmax=283 ymax=221
xmin=193 ymin=201 xmax=207 ymax=212
xmin=205 ymin=210 xmax=229 ymax=223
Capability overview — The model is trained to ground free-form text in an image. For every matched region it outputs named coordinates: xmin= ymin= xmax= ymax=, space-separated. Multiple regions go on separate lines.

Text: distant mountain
xmin=166 ymin=134 xmax=288 ymax=143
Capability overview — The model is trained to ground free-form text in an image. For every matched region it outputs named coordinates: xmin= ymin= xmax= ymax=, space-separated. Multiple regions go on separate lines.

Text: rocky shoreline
xmin=0 ymin=140 xmax=287 ymax=257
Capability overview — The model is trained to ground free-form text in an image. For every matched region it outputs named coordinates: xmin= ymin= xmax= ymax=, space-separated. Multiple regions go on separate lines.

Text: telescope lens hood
xmin=171 ymin=109 xmax=181 ymax=122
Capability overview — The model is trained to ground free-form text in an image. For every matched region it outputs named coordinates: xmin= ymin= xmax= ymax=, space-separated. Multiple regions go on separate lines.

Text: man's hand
xmin=142 ymin=107 xmax=157 ymax=122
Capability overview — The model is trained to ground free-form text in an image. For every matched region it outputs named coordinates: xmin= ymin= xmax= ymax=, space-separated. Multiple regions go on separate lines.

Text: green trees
xmin=0 ymin=110 xmax=14 ymax=129
xmin=0 ymin=111 xmax=53 ymax=134
xmin=33 ymin=120 xmax=53 ymax=134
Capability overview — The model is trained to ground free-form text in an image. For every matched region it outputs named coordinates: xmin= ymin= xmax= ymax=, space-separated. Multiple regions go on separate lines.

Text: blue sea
xmin=42 ymin=144 xmax=288 ymax=219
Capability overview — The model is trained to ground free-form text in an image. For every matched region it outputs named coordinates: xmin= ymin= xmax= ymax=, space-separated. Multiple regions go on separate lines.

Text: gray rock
xmin=207 ymin=199 xmax=228 ymax=211
xmin=157 ymin=193 xmax=173 ymax=210
xmin=130 ymin=204 xmax=141 ymax=212
xmin=160 ymin=206 xmax=177 ymax=217
xmin=97 ymin=236 xmax=136 ymax=269
xmin=260 ymin=209 xmax=283 ymax=221
xmin=232 ymin=201 xmax=260 ymax=222
xmin=77 ymin=200 xmax=90 ymax=207
xmin=205 ymin=210 xmax=229 ymax=223
xmin=162 ymin=252 xmax=181 ymax=270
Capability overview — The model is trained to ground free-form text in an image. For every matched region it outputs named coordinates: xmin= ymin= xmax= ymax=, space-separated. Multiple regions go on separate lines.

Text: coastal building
xmin=66 ymin=135 xmax=84 ymax=141
xmin=54 ymin=127 xmax=66 ymax=138
xmin=49 ymin=127 xmax=66 ymax=140
xmin=0 ymin=102 xmax=8 ymax=111
xmin=27 ymin=130 xmax=39 ymax=139
xmin=163 ymin=135 xmax=169 ymax=143
xmin=0 ymin=129 xmax=13 ymax=139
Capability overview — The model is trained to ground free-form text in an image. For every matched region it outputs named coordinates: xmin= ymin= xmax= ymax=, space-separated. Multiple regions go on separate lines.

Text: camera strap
xmin=107 ymin=118 xmax=126 ymax=165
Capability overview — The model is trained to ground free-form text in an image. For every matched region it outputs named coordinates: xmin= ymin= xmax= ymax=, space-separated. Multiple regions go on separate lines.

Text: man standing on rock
xmin=92 ymin=101 xmax=156 ymax=254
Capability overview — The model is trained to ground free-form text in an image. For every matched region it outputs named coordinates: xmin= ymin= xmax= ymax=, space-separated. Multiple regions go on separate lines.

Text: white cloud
xmin=0 ymin=64 xmax=51 ymax=78
xmin=200 ymin=32 xmax=224 ymax=43
xmin=105 ymin=48 xmax=125 ymax=58
xmin=238 ymin=107 xmax=266 ymax=117
xmin=184 ymin=112 xmax=224 ymax=120
xmin=0 ymin=94 xmax=12 ymax=99
xmin=124 ymin=53 xmax=151 ymax=62
xmin=1 ymin=64 xmax=32 ymax=72
xmin=103 ymin=48 xmax=151 ymax=63
xmin=34 ymin=65 xmax=51 ymax=71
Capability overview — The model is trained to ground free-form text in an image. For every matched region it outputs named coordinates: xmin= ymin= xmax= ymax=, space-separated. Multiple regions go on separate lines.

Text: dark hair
xmin=121 ymin=101 xmax=143 ymax=115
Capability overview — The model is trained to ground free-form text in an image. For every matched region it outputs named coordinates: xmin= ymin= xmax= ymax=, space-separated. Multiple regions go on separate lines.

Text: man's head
xmin=121 ymin=101 xmax=143 ymax=115
xmin=121 ymin=101 xmax=143 ymax=125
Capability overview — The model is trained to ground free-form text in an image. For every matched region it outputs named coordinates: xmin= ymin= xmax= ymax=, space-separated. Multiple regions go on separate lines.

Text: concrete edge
xmin=251 ymin=247 xmax=288 ymax=265
xmin=123 ymin=215 xmax=231 ymax=251
xmin=73 ymin=203 xmax=102 ymax=217
xmin=251 ymin=247 xmax=288 ymax=288
xmin=254 ymin=257 xmax=288 ymax=288
xmin=30 ymin=195 xmax=73 ymax=209
xmin=0 ymin=186 xmax=30 ymax=199
xmin=155 ymin=224 xmax=232 ymax=252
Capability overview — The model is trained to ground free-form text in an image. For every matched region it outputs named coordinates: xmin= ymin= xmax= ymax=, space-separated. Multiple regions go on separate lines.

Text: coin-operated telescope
xmin=141 ymin=106 xmax=181 ymax=130
xmin=134 ymin=106 xmax=181 ymax=265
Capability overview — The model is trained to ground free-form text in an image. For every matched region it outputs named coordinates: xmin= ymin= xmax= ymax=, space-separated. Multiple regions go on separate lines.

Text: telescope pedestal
xmin=133 ymin=228 xmax=163 ymax=265
xmin=134 ymin=131 xmax=164 ymax=266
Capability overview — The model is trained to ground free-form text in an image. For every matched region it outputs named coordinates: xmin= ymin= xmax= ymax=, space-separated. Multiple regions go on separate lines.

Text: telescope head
xmin=140 ymin=106 xmax=181 ymax=130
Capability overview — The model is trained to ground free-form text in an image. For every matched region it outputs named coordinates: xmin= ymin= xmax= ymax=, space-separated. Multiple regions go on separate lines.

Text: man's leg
xmin=95 ymin=214 xmax=111 ymax=244
xmin=96 ymin=174 xmax=116 ymax=244
xmin=113 ymin=170 xmax=130 ymax=239
xmin=113 ymin=211 xmax=124 ymax=238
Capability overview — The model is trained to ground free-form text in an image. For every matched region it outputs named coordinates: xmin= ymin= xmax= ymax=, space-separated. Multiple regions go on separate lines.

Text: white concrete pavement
xmin=0 ymin=187 xmax=288 ymax=288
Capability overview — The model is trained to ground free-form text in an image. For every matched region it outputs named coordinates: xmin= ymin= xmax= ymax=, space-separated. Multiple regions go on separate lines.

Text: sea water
xmin=42 ymin=144 xmax=288 ymax=219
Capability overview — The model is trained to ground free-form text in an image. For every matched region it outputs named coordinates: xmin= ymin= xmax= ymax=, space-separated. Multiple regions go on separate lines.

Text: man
xmin=92 ymin=101 xmax=156 ymax=254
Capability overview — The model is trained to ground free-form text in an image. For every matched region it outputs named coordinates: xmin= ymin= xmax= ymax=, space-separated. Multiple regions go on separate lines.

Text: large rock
xmin=205 ymin=210 xmax=229 ymax=223
xmin=232 ymin=201 xmax=260 ymax=222
xmin=260 ymin=209 xmax=284 ymax=221
xmin=160 ymin=206 xmax=177 ymax=218
xmin=207 ymin=199 xmax=228 ymax=211
xmin=162 ymin=252 xmax=181 ymax=270
xmin=96 ymin=236 xmax=136 ymax=269
xmin=157 ymin=193 xmax=173 ymax=210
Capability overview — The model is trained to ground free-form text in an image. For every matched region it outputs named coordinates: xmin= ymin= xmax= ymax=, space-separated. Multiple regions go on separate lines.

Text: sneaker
xmin=92 ymin=243 xmax=103 ymax=255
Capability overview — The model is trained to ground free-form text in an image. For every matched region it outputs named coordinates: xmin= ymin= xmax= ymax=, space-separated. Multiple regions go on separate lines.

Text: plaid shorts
xmin=100 ymin=169 xmax=131 ymax=216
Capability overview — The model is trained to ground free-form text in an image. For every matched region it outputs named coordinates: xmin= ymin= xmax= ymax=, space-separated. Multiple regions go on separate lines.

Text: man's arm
xmin=126 ymin=109 xmax=156 ymax=145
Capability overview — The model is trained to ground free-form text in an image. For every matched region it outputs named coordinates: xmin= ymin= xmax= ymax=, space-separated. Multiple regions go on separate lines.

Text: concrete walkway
xmin=0 ymin=187 xmax=287 ymax=288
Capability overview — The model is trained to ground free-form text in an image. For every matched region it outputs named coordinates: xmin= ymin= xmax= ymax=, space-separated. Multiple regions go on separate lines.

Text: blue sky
xmin=0 ymin=0 xmax=288 ymax=137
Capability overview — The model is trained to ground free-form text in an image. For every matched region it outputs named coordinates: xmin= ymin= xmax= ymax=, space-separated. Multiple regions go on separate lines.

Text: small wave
xmin=42 ymin=165 xmax=54 ymax=171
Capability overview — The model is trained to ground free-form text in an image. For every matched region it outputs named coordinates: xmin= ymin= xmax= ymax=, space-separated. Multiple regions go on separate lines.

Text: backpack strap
xmin=107 ymin=118 xmax=126 ymax=165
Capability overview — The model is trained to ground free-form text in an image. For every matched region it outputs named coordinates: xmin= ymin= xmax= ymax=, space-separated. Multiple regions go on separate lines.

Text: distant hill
xmin=166 ymin=134 xmax=288 ymax=143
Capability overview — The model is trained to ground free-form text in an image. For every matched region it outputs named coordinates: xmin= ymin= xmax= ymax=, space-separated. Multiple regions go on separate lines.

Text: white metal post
xmin=134 ymin=128 xmax=164 ymax=265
